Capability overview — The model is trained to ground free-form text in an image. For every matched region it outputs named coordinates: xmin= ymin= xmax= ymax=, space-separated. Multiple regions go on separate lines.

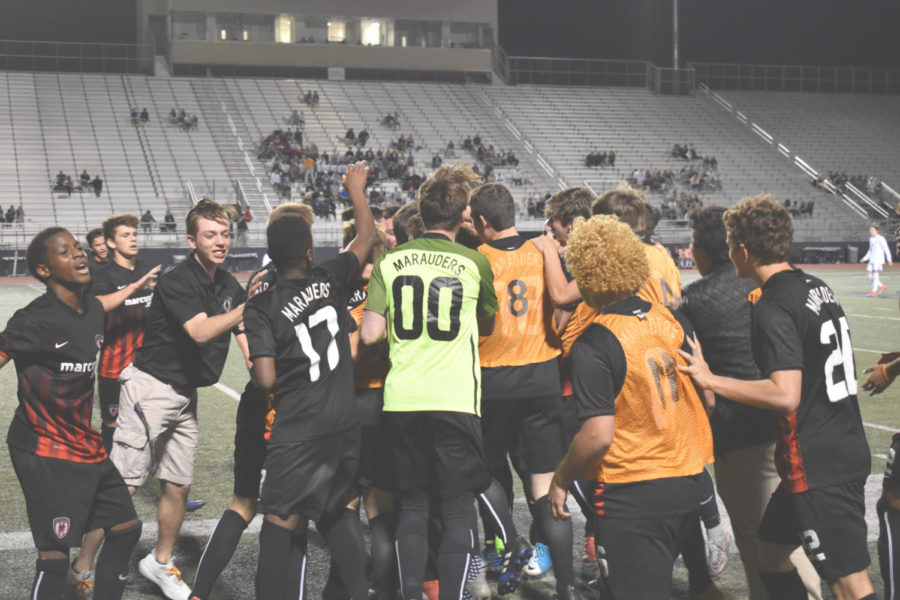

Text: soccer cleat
xmin=497 ymin=544 xmax=533 ymax=595
xmin=422 ymin=579 xmax=440 ymax=600
xmin=582 ymin=536 xmax=597 ymax=563
xmin=138 ymin=552 xmax=192 ymax=600
xmin=464 ymin=554 xmax=491 ymax=600
xmin=705 ymin=524 xmax=732 ymax=576
xmin=66 ymin=565 xmax=94 ymax=600
xmin=185 ymin=499 xmax=206 ymax=512
xmin=481 ymin=537 xmax=505 ymax=573
xmin=870 ymin=291 xmax=879 ymax=297
xmin=523 ymin=542 xmax=552 ymax=577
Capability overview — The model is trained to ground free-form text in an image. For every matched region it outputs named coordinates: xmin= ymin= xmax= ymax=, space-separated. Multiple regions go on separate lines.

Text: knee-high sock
xmin=534 ymin=495 xmax=575 ymax=593
xmin=94 ymin=521 xmax=142 ymax=600
xmin=33 ymin=558 xmax=68 ymax=600
xmin=874 ymin=271 xmax=883 ymax=291
xmin=396 ymin=494 xmax=430 ymax=600
xmin=680 ymin=517 xmax=712 ymax=593
xmin=879 ymin=496 xmax=900 ymax=600
xmin=437 ymin=493 xmax=476 ymax=600
xmin=191 ymin=510 xmax=248 ymax=599
xmin=369 ymin=513 xmax=398 ymax=600
xmin=285 ymin=533 xmax=308 ymax=600
xmin=318 ymin=508 xmax=369 ymax=600
xmin=760 ymin=569 xmax=807 ymax=600
xmin=476 ymin=480 xmax=520 ymax=556
xmin=257 ymin=519 xmax=294 ymax=600
xmin=697 ymin=468 xmax=721 ymax=530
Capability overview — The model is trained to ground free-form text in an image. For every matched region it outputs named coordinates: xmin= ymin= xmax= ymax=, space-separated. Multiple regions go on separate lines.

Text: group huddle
xmin=2 ymin=160 xmax=898 ymax=600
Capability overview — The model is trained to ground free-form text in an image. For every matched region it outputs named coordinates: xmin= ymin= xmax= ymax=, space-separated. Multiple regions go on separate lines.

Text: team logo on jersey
xmin=52 ymin=517 xmax=70 ymax=539
xmin=108 ymin=405 xmax=118 ymax=418
xmin=95 ymin=334 xmax=105 ymax=349
xmin=222 ymin=296 xmax=233 ymax=312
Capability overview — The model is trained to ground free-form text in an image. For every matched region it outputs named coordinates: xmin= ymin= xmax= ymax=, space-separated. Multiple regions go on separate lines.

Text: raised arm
xmin=342 ymin=161 xmax=377 ymax=270
xmin=95 ymin=265 xmax=161 ymax=312
xmin=531 ymin=235 xmax=582 ymax=306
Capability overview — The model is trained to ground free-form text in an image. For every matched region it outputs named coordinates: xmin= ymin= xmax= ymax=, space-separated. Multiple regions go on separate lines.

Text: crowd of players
xmin=1 ymin=160 xmax=899 ymax=600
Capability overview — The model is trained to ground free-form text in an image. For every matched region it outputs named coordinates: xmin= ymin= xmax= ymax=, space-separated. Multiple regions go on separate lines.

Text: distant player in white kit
xmin=861 ymin=225 xmax=892 ymax=296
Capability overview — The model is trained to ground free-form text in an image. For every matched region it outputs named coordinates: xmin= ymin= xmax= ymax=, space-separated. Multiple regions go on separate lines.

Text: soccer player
xmin=547 ymin=215 xmax=714 ymax=598
xmin=680 ymin=206 xmax=822 ymax=599
xmin=469 ymin=183 xmax=577 ymax=600
xmin=680 ymin=195 xmax=876 ymax=600
xmin=860 ymin=314 xmax=900 ymax=600
xmin=110 ymin=198 xmax=251 ymax=600
xmin=86 ymin=227 xmax=109 ymax=272
xmin=189 ymin=202 xmax=313 ymax=600
xmin=2 ymin=228 xmax=142 ymax=599
xmin=861 ymin=225 xmax=892 ymax=296
xmin=362 ymin=165 xmax=530 ymax=600
xmin=245 ymin=161 xmax=376 ymax=600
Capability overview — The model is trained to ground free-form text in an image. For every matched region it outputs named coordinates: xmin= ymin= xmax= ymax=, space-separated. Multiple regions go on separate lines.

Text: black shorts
xmin=233 ymin=381 xmax=268 ymax=499
xmin=758 ymin=479 xmax=870 ymax=581
xmin=97 ymin=376 xmax=121 ymax=424
xmin=385 ymin=410 xmax=491 ymax=499
xmin=356 ymin=388 xmax=392 ymax=491
xmin=9 ymin=447 xmax=137 ymax=551
xmin=595 ymin=512 xmax=693 ymax=599
xmin=260 ymin=428 xmax=361 ymax=522
xmin=884 ymin=432 xmax=900 ymax=493
xmin=481 ymin=395 xmax=567 ymax=475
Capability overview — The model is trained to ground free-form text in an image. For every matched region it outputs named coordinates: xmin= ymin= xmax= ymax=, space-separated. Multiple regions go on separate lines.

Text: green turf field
xmin=0 ymin=267 xmax=896 ymax=598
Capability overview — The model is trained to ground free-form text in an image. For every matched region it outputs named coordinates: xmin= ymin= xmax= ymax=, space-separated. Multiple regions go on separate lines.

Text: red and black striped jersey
xmin=0 ymin=290 xmax=106 ymax=463
xmin=91 ymin=259 xmax=155 ymax=378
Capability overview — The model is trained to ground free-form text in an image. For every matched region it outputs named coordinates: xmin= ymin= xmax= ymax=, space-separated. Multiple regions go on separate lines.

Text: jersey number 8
xmin=392 ymin=275 xmax=463 ymax=341
xmin=820 ymin=316 xmax=857 ymax=403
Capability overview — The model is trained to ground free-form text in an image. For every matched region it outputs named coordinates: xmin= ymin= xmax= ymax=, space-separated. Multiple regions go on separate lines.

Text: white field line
xmin=847 ymin=313 xmax=900 ymax=321
xmin=213 ymin=382 xmax=241 ymax=401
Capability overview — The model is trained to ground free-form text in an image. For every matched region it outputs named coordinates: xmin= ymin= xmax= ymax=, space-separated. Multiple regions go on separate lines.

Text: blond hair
xmin=417 ymin=163 xmax=482 ymax=230
xmin=269 ymin=202 xmax=315 ymax=226
xmin=566 ymin=215 xmax=650 ymax=297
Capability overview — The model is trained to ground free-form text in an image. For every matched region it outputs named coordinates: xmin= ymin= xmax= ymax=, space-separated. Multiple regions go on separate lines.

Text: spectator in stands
xmin=92 ymin=175 xmax=103 ymax=198
xmin=432 ymin=153 xmax=442 ymax=169
xmin=445 ymin=140 xmax=456 ymax=158
xmin=312 ymin=91 xmax=319 ymax=106
xmin=168 ymin=109 xmax=177 ymax=125
xmin=357 ymin=129 xmax=369 ymax=147
xmin=15 ymin=205 xmax=24 ymax=225
xmin=64 ymin=175 xmax=74 ymax=197
xmin=140 ymin=108 xmax=150 ymax=124
xmin=130 ymin=108 xmax=139 ymax=126
xmin=287 ymin=110 xmax=304 ymax=128
xmin=344 ymin=128 xmax=356 ymax=144
xmin=236 ymin=211 xmax=248 ymax=247
xmin=80 ymin=170 xmax=91 ymax=187
xmin=162 ymin=209 xmax=176 ymax=232
xmin=140 ymin=210 xmax=155 ymax=233
xmin=5 ymin=205 xmax=15 ymax=225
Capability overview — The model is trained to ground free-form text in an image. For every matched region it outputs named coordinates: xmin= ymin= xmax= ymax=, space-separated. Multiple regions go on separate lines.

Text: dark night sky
xmin=499 ymin=0 xmax=900 ymax=69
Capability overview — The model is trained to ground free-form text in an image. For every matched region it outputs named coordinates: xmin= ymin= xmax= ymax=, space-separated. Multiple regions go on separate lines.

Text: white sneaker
xmin=138 ymin=552 xmax=191 ymax=600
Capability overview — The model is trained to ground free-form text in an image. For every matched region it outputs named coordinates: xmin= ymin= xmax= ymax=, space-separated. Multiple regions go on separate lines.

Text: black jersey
xmin=91 ymin=259 xmax=155 ymax=379
xmin=244 ymin=252 xmax=360 ymax=443
xmin=751 ymin=268 xmax=871 ymax=492
xmin=134 ymin=253 xmax=246 ymax=389
xmin=0 ymin=290 xmax=106 ymax=463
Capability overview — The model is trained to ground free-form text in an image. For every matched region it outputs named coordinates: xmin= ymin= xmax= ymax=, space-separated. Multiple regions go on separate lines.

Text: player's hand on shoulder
xmin=677 ymin=333 xmax=714 ymax=390
xmin=530 ymin=234 xmax=559 ymax=255
xmin=248 ymin=269 xmax=269 ymax=298
xmin=343 ymin=161 xmax=369 ymax=195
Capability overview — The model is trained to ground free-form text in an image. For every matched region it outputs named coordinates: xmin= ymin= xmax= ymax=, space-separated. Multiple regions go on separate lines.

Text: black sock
xmin=476 ymin=480 xmax=519 ymax=557
xmin=33 ymin=557 xmax=68 ymax=600
xmin=286 ymin=533 xmax=308 ymax=600
xmin=323 ymin=558 xmax=349 ymax=600
xmin=319 ymin=508 xmax=368 ymax=600
xmin=396 ymin=495 xmax=430 ymax=600
xmin=369 ymin=513 xmax=398 ymax=600
xmin=878 ymin=496 xmax=899 ymax=600
xmin=256 ymin=519 xmax=293 ymax=600
xmin=100 ymin=424 xmax=115 ymax=454
xmin=534 ymin=495 xmax=575 ymax=592
xmin=191 ymin=510 xmax=248 ymax=599
xmin=759 ymin=569 xmax=807 ymax=599
xmin=95 ymin=520 xmax=142 ymax=599
xmin=697 ymin=468 xmax=721 ymax=529
xmin=437 ymin=493 xmax=475 ymax=600
xmin=680 ymin=518 xmax=712 ymax=593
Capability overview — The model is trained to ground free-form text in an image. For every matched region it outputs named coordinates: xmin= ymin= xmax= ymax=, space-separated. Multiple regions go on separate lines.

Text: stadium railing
xmin=690 ymin=62 xmax=900 ymax=95
xmin=0 ymin=40 xmax=154 ymax=75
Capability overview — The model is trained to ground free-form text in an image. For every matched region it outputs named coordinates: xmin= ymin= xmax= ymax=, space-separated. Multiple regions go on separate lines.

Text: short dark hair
xmin=383 ymin=205 xmax=400 ymax=220
xmin=186 ymin=197 xmax=229 ymax=237
xmin=723 ymin=194 xmax=792 ymax=265
xmin=417 ymin=163 xmax=481 ymax=231
xmin=392 ymin=203 xmax=419 ymax=246
xmin=267 ymin=215 xmax=313 ymax=268
xmin=591 ymin=188 xmax=647 ymax=232
xmin=643 ymin=204 xmax=661 ymax=236
xmin=545 ymin=187 xmax=593 ymax=226
xmin=86 ymin=228 xmax=104 ymax=247
xmin=102 ymin=214 xmax=139 ymax=241
xmin=688 ymin=206 xmax=729 ymax=266
xmin=28 ymin=227 xmax=69 ymax=281
xmin=470 ymin=184 xmax=515 ymax=231
xmin=342 ymin=220 xmax=387 ymax=265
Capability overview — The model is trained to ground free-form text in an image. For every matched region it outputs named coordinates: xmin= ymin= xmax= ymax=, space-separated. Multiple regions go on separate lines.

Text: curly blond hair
xmin=723 ymin=194 xmax=792 ymax=265
xmin=566 ymin=215 xmax=649 ymax=298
